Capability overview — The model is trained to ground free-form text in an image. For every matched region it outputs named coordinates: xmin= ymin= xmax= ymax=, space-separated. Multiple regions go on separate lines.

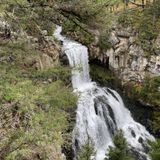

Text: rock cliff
xmin=90 ymin=24 xmax=160 ymax=84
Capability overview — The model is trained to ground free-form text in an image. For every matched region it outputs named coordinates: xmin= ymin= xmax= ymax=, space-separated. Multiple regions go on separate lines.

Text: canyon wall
xmin=90 ymin=24 xmax=160 ymax=84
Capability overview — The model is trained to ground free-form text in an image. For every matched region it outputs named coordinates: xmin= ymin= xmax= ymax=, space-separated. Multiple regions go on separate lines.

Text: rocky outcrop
xmin=93 ymin=25 xmax=160 ymax=84
xmin=0 ymin=18 xmax=60 ymax=70
xmin=38 ymin=34 xmax=60 ymax=69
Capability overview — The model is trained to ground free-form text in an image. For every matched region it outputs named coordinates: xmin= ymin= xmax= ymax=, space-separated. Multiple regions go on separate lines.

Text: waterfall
xmin=54 ymin=26 xmax=155 ymax=160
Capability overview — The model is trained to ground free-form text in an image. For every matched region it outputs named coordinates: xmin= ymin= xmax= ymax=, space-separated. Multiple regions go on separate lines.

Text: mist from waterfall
xmin=54 ymin=26 xmax=155 ymax=160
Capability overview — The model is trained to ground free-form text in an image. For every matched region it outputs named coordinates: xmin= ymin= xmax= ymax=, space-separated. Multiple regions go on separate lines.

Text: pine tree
xmin=105 ymin=130 xmax=134 ymax=160
xmin=77 ymin=139 xmax=96 ymax=160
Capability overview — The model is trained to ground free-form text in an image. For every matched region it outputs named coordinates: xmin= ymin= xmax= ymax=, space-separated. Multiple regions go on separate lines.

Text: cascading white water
xmin=54 ymin=26 xmax=155 ymax=160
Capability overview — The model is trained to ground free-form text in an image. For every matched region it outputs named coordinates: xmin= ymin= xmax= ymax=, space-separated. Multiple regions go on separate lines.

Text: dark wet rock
xmin=131 ymin=130 xmax=136 ymax=138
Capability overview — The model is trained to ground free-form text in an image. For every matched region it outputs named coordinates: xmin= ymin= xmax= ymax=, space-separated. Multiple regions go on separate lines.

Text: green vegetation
xmin=90 ymin=64 xmax=116 ymax=86
xmin=128 ymin=76 xmax=160 ymax=135
xmin=118 ymin=1 xmax=160 ymax=55
xmin=152 ymin=111 xmax=160 ymax=135
xmin=105 ymin=130 xmax=134 ymax=160
xmin=131 ymin=76 xmax=160 ymax=107
xmin=0 ymin=0 xmax=57 ymax=40
xmin=98 ymin=33 xmax=112 ymax=51
xmin=60 ymin=0 xmax=118 ymax=49
xmin=62 ymin=19 xmax=95 ymax=45
xmin=0 ymin=38 xmax=76 ymax=159
xmin=77 ymin=140 xmax=95 ymax=160
xmin=150 ymin=139 xmax=160 ymax=160
xmin=0 ymin=0 xmax=78 ymax=154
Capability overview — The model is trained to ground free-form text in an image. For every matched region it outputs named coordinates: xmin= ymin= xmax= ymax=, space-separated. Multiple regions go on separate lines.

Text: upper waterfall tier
xmin=54 ymin=26 xmax=91 ymax=90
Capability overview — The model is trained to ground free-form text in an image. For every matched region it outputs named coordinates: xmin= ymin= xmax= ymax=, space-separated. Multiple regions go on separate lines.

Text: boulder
xmin=115 ymin=38 xmax=128 ymax=54
xmin=116 ymin=30 xmax=131 ymax=38
xmin=39 ymin=54 xmax=54 ymax=70
xmin=129 ymin=45 xmax=144 ymax=56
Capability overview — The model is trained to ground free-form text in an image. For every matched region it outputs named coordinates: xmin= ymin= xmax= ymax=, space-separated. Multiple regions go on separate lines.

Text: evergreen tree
xmin=77 ymin=139 xmax=96 ymax=160
xmin=105 ymin=130 xmax=134 ymax=160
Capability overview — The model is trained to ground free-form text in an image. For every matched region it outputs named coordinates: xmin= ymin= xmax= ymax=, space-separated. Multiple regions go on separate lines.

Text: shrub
xmin=105 ymin=130 xmax=134 ymax=160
